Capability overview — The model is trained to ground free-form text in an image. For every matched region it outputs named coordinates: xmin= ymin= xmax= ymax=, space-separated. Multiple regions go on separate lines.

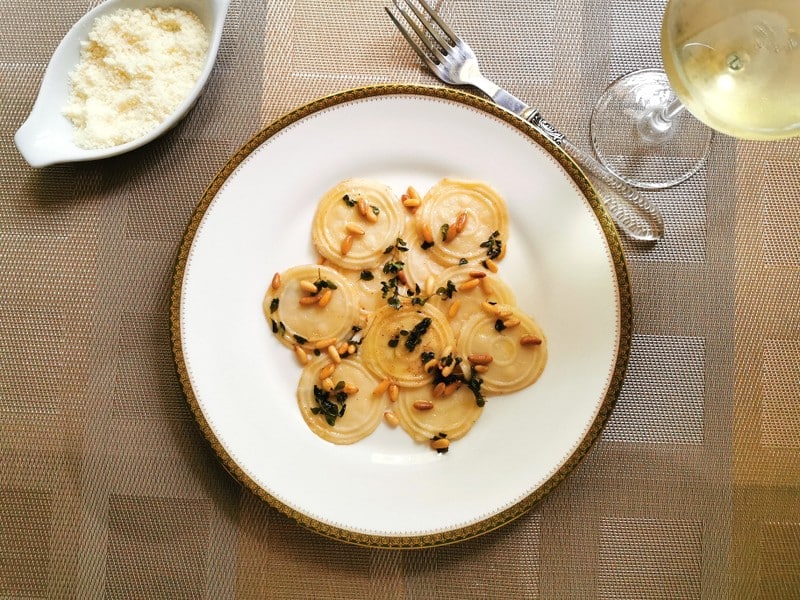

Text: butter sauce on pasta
xmin=263 ymin=178 xmax=547 ymax=452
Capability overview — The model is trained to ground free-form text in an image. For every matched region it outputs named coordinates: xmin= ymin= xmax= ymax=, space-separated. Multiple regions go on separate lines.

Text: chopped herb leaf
xmin=360 ymin=270 xmax=374 ymax=281
xmin=480 ymin=230 xmax=503 ymax=259
xmin=269 ymin=298 xmax=279 ymax=313
xmin=312 ymin=384 xmax=347 ymax=426
xmin=467 ymin=376 xmax=486 ymax=407
xmin=293 ymin=334 xmax=308 ymax=345
xmin=411 ymin=295 xmax=428 ymax=306
xmin=436 ymin=280 xmax=457 ymax=300
xmin=458 ymin=258 xmax=468 ymax=265
xmin=342 ymin=194 xmax=356 ymax=207
xmin=371 ymin=204 xmax=380 ymax=216
xmin=395 ymin=237 xmax=409 ymax=252
xmin=421 ymin=240 xmax=434 ymax=250
xmin=494 ymin=319 xmax=507 ymax=332
xmin=314 ymin=279 xmax=338 ymax=290
xmin=405 ymin=317 xmax=432 ymax=351
xmin=388 ymin=337 xmax=400 ymax=348
xmin=382 ymin=260 xmax=405 ymax=274
xmin=440 ymin=223 xmax=450 ymax=242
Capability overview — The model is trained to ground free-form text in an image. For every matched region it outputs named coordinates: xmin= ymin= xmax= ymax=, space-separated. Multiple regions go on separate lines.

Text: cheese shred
xmin=63 ymin=7 xmax=209 ymax=149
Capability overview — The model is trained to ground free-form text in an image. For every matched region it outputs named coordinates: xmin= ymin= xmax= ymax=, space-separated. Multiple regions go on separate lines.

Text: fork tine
xmin=415 ymin=0 xmax=460 ymax=45
xmin=402 ymin=0 xmax=454 ymax=53
xmin=387 ymin=2 xmax=446 ymax=65
xmin=385 ymin=7 xmax=441 ymax=72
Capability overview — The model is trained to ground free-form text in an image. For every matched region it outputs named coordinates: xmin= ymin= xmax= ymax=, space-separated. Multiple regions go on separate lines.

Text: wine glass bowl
xmin=590 ymin=0 xmax=800 ymax=190
xmin=662 ymin=0 xmax=800 ymax=141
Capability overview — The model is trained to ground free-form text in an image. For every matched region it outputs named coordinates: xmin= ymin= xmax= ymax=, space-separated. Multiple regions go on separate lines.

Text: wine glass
xmin=590 ymin=0 xmax=800 ymax=189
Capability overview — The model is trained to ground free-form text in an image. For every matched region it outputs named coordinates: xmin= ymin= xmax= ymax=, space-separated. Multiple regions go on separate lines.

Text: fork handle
xmin=521 ymin=109 xmax=664 ymax=242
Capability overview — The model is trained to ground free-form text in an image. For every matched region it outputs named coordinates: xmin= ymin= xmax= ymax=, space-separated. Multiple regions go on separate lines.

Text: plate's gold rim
xmin=170 ymin=83 xmax=632 ymax=549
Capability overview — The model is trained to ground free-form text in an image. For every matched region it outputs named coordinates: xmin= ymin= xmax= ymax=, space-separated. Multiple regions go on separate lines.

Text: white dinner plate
xmin=171 ymin=85 xmax=631 ymax=547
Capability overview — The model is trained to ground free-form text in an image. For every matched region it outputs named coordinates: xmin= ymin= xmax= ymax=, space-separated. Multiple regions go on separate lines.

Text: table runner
xmin=1 ymin=0 xmax=798 ymax=597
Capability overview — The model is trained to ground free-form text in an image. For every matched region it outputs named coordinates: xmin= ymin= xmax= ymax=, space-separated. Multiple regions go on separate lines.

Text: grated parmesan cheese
xmin=63 ymin=7 xmax=209 ymax=149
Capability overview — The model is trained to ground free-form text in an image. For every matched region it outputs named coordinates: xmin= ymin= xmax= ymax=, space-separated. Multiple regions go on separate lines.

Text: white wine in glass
xmin=590 ymin=0 xmax=800 ymax=189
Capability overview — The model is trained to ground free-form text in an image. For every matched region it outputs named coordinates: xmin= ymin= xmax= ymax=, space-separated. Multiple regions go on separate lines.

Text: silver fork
xmin=386 ymin=0 xmax=664 ymax=242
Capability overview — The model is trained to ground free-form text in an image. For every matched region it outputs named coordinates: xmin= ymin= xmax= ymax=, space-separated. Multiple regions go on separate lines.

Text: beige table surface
xmin=2 ymin=0 xmax=799 ymax=598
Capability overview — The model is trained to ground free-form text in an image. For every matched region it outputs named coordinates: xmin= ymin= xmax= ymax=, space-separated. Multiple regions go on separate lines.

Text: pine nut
xmin=461 ymin=362 xmax=472 ymax=380
xmin=445 ymin=222 xmax=458 ymax=242
xmin=520 ymin=335 xmax=543 ymax=346
xmin=299 ymin=279 xmax=318 ymax=294
xmin=447 ymin=299 xmax=462 ymax=319
xmin=413 ymin=400 xmax=434 ymax=411
xmin=441 ymin=346 xmax=453 ymax=358
xmin=271 ymin=272 xmax=281 ymax=290
xmin=345 ymin=223 xmax=365 ymax=236
xmin=314 ymin=337 xmax=338 ymax=350
xmin=421 ymin=223 xmax=434 ymax=244
xmin=342 ymin=383 xmax=359 ymax=395
xmin=480 ymin=278 xmax=494 ymax=296
xmin=402 ymin=197 xmax=421 ymax=208
xmin=432 ymin=382 xmax=446 ymax=398
xmin=469 ymin=270 xmax=486 ymax=279
xmin=430 ymin=437 xmax=450 ymax=450
xmin=347 ymin=344 xmax=357 ymax=355
xmin=299 ymin=295 xmax=320 ymax=305
xmin=441 ymin=363 xmax=455 ymax=378
xmin=318 ymin=288 xmax=333 ymax=308
xmin=473 ymin=364 xmax=489 ymax=374
xmin=341 ymin=235 xmax=354 ymax=256
xmin=357 ymin=197 xmax=368 ymax=217
xmin=397 ymin=269 xmax=408 ymax=286
xmin=337 ymin=342 xmax=349 ymax=356
xmin=481 ymin=301 xmax=500 ymax=315
xmin=484 ymin=258 xmax=499 ymax=273
xmin=503 ymin=317 xmax=521 ymax=329
xmin=294 ymin=345 xmax=309 ymax=365
xmin=321 ymin=377 xmax=335 ymax=392
xmin=384 ymin=410 xmax=400 ymax=427
xmin=407 ymin=185 xmax=421 ymax=200
xmin=444 ymin=381 xmax=461 ymax=396
xmin=327 ymin=344 xmax=341 ymax=364
xmin=365 ymin=206 xmax=379 ymax=223
xmin=319 ymin=362 xmax=336 ymax=380
xmin=425 ymin=275 xmax=435 ymax=297
xmin=459 ymin=278 xmax=481 ymax=292
xmin=468 ymin=353 xmax=493 ymax=365
xmin=373 ymin=378 xmax=391 ymax=396
xmin=454 ymin=211 xmax=468 ymax=233
xmin=388 ymin=383 xmax=399 ymax=402
xmin=424 ymin=357 xmax=439 ymax=373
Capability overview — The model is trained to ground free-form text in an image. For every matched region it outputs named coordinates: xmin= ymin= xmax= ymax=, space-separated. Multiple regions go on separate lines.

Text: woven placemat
xmin=1 ymin=0 xmax=798 ymax=597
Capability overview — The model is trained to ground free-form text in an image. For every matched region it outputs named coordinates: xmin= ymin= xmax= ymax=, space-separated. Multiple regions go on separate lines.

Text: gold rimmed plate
xmin=170 ymin=84 xmax=631 ymax=548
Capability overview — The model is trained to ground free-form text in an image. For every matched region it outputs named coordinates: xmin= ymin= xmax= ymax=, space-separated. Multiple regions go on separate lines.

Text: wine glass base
xmin=590 ymin=68 xmax=713 ymax=190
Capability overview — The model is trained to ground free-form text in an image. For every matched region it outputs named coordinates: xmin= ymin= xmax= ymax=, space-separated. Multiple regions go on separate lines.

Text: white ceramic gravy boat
xmin=14 ymin=0 xmax=231 ymax=168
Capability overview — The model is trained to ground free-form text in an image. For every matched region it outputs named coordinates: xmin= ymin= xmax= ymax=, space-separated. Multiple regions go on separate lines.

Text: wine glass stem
xmin=638 ymin=98 xmax=686 ymax=144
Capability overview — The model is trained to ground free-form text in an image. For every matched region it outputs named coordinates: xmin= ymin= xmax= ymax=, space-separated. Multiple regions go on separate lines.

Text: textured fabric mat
xmin=1 ymin=0 xmax=799 ymax=597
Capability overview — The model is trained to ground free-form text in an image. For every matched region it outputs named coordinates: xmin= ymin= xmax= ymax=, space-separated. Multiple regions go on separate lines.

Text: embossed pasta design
xmin=263 ymin=177 xmax=548 ymax=453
